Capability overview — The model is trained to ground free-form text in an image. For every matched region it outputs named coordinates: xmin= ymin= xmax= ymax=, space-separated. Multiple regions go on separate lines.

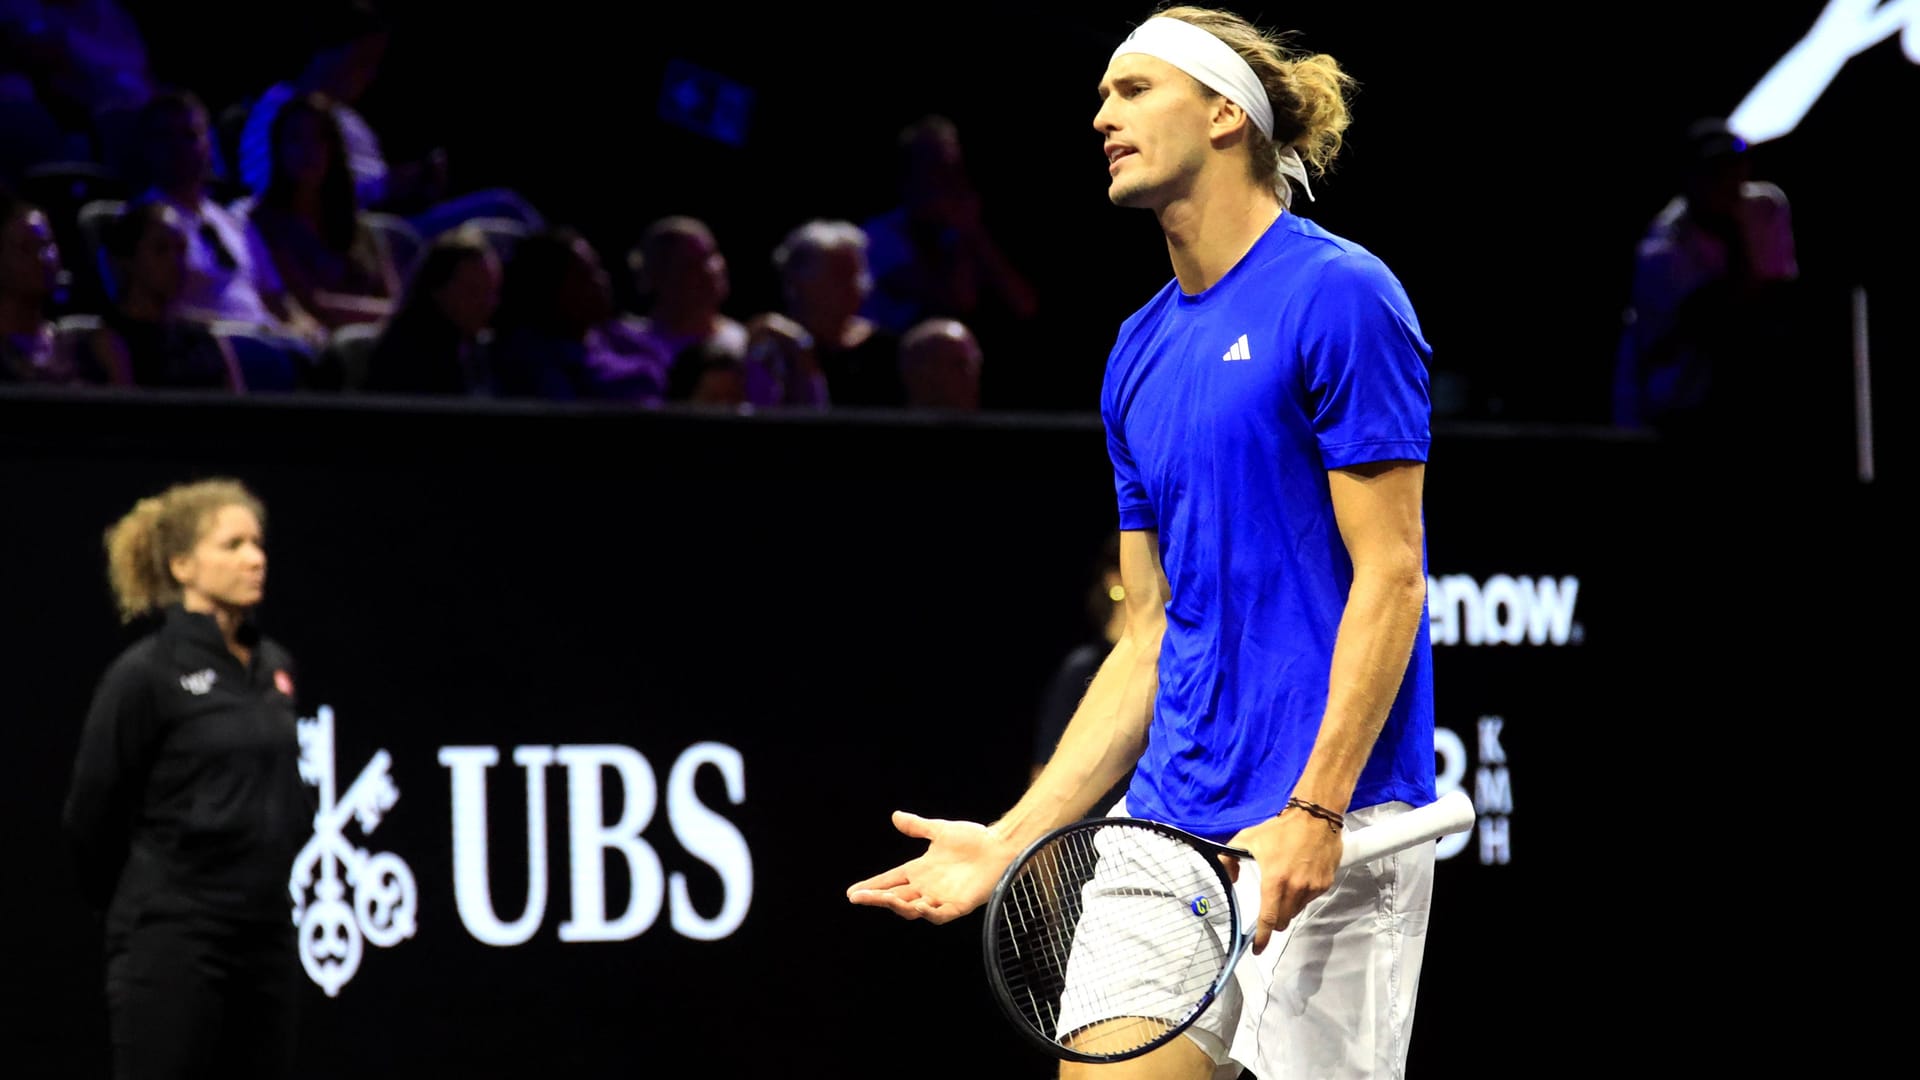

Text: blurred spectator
xmin=665 ymin=338 xmax=748 ymax=408
xmin=86 ymin=197 xmax=243 ymax=391
xmin=1614 ymin=117 xmax=1799 ymax=437
xmin=489 ymin=226 xmax=656 ymax=402
xmin=739 ymin=310 xmax=827 ymax=409
xmin=898 ymin=316 xmax=982 ymax=412
xmin=237 ymin=1 xmax=542 ymax=239
xmin=19 ymin=0 xmax=152 ymax=115
xmin=860 ymin=115 xmax=1037 ymax=358
xmin=238 ymin=2 xmax=417 ymax=210
xmin=0 ymin=0 xmax=153 ymax=178
xmin=771 ymin=218 xmax=902 ymax=409
xmin=607 ymin=215 xmax=747 ymax=371
xmin=1 ymin=18 xmax=79 ymax=181
xmin=131 ymin=89 xmax=324 ymax=346
xmin=0 ymin=189 xmax=80 ymax=383
xmin=245 ymin=91 xmax=399 ymax=332
xmin=364 ymin=225 xmax=499 ymax=395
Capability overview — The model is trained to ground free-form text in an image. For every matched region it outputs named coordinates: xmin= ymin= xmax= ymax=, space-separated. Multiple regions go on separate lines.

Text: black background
xmin=3 ymin=388 xmax=1874 ymax=1077
xmin=3 ymin=0 xmax=1903 ymax=1072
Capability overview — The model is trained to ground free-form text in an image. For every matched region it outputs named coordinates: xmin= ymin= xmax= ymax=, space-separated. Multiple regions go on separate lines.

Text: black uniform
xmin=63 ymin=604 xmax=312 ymax=1080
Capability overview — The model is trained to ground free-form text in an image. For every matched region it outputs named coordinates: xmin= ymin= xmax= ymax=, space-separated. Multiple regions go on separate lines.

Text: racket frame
xmin=979 ymin=788 xmax=1475 ymax=1064
xmin=980 ymin=816 xmax=1252 ymax=1065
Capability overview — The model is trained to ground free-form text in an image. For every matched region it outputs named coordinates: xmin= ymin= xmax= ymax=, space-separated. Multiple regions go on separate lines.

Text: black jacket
xmin=63 ymin=605 xmax=312 ymax=931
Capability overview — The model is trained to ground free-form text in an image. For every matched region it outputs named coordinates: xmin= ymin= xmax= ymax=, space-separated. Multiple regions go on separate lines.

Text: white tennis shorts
xmin=1054 ymin=798 xmax=1435 ymax=1080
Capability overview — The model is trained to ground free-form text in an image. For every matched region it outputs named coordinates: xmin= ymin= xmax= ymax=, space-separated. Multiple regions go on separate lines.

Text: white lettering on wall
xmin=1731 ymin=0 xmax=1920 ymax=144
xmin=557 ymin=746 xmax=665 ymax=943
xmin=1475 ymin=716 xmax=1513 ymax=866
xmin=1433 ymin=726 xmax=1471 ymax=861
xmin=1428 ymin=575 xmax=1581 ymax=647
xmin=1434 ymin=716 xmax=1516 ymax=866
xmin=440 ymin=742 xmax=753 ymax=946
xmin=1478 ymin=814 xmax=1512 ymax=866
xmin=1478 ymin=715 xmax=1507 ymax=768
xmin=666 ymin=742 xmax=753 ymax=941
xmin=441 ymin=745 xmax=555 ymax=947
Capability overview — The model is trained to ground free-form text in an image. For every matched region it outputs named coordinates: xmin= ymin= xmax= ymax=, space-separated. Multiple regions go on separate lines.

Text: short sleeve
xmin=1101 ymin=374 xmax=1156 ymax=531
xmin=1303 ymin=254 xmax=1433 ymax=469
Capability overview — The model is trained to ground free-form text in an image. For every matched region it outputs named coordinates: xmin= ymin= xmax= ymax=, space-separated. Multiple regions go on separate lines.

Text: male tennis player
xmin=848 ymin=6 xmax=1437 ymax=1077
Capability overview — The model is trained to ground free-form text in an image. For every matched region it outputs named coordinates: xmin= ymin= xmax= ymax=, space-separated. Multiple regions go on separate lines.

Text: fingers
xmin=1251 ymin=888 xmax=1284 ymax=955
xmin=850 ymin=810 xmax=937 ymax=895
xmin=845 ymin=867 xmax=910 ymax=897
xmin=891 ymin=810 xmax=939 ymax=839
xmin=1217 ymin=853 xmax=1240 ymax=884
xmin=849 ymin=889 xmax=925 ymax=920
xmin=846 ymin=884 xmax=970 ymax=925
xmin=849 ymin=889 xmax=971 ymax=924
xmin=851 ymin=886 xmax=921 ymax=910
xmin=847 ymin=883 xmax=921 ymax=905
xmin=852 ymin=811 xmax=979 ymax=924
xmin=912 ymin=898 xmax=971 ymax=925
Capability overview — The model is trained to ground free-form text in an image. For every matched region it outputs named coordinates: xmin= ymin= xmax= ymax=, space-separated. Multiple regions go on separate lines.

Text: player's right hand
xmin=845 ymin=811 xmax=1017 ymax=924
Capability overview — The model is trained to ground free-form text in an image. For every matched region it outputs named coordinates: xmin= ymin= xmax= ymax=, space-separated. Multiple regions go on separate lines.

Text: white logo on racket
xmin=290 ymin=705 xmax=419 ymax=998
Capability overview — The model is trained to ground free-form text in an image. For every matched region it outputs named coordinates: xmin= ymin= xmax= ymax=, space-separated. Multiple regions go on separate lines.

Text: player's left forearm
xmin=1291 ymin=568 xmax=1427 ymax=814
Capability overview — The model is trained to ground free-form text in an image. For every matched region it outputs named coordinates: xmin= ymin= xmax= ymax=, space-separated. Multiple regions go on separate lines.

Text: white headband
xmin=1110 ymin=17 xmax=1314 ymax=205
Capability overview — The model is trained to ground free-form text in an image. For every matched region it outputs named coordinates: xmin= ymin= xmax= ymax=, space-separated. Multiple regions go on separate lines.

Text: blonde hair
xmin=103 ymin=478 xmax=265 ymax=623
xmin=1152 ymin=5 xmax=1356 ymax=198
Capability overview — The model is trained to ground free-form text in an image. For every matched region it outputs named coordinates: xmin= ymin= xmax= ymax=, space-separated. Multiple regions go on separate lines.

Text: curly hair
xmin=1151 ymin=5 xmax=1357 ymax=201
xmin=103 ymin=479 xmax=265 ymax=622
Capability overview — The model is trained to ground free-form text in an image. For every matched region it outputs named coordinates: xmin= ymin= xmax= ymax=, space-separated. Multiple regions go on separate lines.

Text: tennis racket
xmin=981 ymin=788 xmax=1475 ymax=1064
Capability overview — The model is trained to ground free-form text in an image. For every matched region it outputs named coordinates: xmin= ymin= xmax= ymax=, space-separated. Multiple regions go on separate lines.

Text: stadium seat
xmin=76 ymin=198 xmax=129 ymax=305
xmin=364 ymin=211 xmax=424 ymax=284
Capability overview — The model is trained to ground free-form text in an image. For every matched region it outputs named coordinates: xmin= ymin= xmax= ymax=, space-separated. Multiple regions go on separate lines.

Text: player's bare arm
xmin=846 ymin=529 xmax=1169 ymax=923
xmin=1230 ymin=459 xmax=1427 ymax=951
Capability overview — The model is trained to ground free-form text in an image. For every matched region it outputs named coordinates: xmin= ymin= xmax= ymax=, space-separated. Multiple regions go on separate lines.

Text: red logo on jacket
xmin=274 ymin=669 xmax=295 ymax=698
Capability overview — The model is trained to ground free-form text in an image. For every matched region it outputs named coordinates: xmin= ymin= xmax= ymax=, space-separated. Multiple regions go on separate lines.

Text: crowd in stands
xmin=6 ymin=2 xmax=1811 ymax=435
xmin=1 ymin=1 xmax=1013 ymax=413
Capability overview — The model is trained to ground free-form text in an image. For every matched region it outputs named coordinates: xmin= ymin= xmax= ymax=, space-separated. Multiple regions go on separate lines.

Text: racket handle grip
xmin=1337 ymin=789 xmax=1476 ymax=869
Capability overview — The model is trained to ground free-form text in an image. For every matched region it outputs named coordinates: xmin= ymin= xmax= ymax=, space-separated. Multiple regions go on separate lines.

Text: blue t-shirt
xmin=1101 ymin=211 xmax=1436 ymax=841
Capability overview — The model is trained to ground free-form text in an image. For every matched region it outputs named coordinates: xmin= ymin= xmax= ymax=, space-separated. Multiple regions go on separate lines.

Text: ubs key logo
xmin=291 ymin=705 xmax=419 ymax=996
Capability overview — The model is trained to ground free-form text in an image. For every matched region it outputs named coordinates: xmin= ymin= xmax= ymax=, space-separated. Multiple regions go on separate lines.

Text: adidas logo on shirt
xmin=1221 ymin=334 xmax=1252 ymax=361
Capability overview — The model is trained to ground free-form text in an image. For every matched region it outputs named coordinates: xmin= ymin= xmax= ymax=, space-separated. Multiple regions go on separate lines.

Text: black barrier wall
xmin=2 ymin=389 xmax=1846 ymax=1078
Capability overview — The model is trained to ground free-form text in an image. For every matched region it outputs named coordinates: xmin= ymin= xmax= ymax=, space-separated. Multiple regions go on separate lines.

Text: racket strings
xmin=990 ymin=824 xmax=1233 ymax=1059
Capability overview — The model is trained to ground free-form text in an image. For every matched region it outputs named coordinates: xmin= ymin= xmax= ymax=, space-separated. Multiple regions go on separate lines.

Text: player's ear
xmin=1208 ymin=97 xmax=1250 ymax=144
